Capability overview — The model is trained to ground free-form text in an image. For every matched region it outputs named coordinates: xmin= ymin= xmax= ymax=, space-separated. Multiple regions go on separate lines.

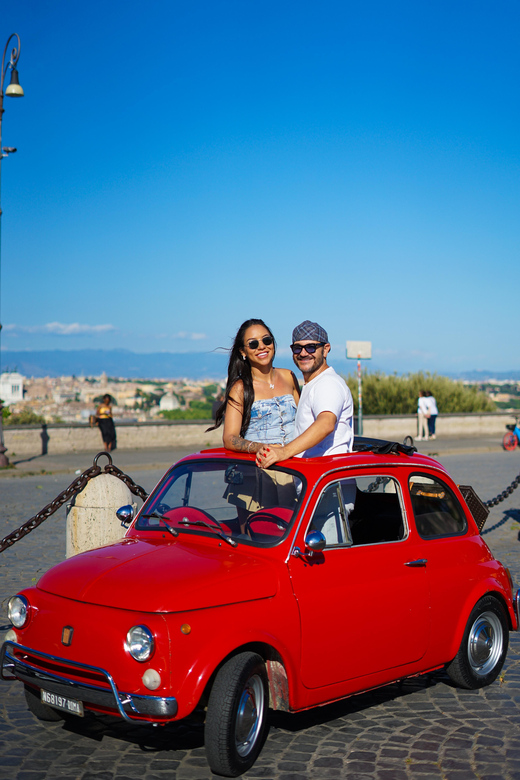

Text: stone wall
xmin=4 ymin=420 xmax=222 ymax=457
xmin=3 ymin=412 xmax=513 ymax=457
xmin=361 ymin=412 xmax=513 ymax=440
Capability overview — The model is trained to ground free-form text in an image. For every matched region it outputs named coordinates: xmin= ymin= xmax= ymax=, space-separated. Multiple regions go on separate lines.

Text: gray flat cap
xmin=292 ymin=320 xmax=328 ymax=343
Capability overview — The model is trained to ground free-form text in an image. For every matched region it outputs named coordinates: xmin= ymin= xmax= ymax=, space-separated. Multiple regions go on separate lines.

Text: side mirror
xmin=304 ymin=530 xmax=326 ymax=555
xmin=292 ymin=530 xmax=327 ymax=560
xmin=116 ymin=505 xmax=134 ymax=528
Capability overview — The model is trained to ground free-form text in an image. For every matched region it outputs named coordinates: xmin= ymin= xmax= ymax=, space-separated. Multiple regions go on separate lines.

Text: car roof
xmin=177 ymin=437 xmax=450 ymax=481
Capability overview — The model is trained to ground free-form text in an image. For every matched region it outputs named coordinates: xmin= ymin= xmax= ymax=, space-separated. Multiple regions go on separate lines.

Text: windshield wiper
xmin=141 ymin=512 xmax=179 ymax=537
xmin=179 ymin=517 xmax=237 ymax=547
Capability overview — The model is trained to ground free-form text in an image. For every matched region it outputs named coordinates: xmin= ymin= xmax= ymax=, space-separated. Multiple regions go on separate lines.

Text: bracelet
xmin=247 ymin=441 xmax=253 ymax=453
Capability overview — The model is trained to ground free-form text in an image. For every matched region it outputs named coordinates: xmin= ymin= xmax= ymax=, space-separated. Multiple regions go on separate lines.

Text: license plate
xmin=41 ymin=689 xmax=84 ymax=717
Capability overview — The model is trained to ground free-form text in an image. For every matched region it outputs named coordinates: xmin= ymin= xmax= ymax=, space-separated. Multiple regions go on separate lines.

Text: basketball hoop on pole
xmin=346 ymin=341 xmax=372 ymax=435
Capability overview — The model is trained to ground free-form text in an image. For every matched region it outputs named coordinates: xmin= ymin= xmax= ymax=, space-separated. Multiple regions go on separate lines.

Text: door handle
xmin=404 ymin=558 xmax=427 ymax=567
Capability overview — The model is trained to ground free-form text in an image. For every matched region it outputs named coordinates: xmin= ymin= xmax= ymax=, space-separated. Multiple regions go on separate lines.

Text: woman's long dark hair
xmin=208 ymin=318 xmax=276 ymax=437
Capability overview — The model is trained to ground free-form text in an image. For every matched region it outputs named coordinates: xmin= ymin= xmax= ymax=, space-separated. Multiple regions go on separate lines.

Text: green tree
xmin=202 ymin=383 xmax=219 ymax=400
xmin=344 ymin=372 xmax=495 ymax=416
xmin=4 ymin=408 xmax=46 ymax=425
xmin=160 ymin=399 xmax=213 ymax=420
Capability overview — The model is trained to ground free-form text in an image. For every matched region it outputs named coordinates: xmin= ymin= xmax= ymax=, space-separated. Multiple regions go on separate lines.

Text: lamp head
xmin=5 ymin=67 xmax=23 ymax=97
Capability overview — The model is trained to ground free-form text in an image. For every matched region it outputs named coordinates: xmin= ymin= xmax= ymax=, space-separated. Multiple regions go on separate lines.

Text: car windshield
xmin=135 ymin=459 xmax=305 ymax=546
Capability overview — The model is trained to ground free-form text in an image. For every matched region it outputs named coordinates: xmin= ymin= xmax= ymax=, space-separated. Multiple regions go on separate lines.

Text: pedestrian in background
xmin=426 ymin=390 xmax=438 ymax=440
xmin=95 ymin=394 xmax=117 ymax=452
xmin=416 ymin=390 xmax=430 ymax=441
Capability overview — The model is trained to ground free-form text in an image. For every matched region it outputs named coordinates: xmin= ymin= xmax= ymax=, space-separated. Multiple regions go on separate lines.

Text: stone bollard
xmin=66 ymin=473 xmax=138 ymax=558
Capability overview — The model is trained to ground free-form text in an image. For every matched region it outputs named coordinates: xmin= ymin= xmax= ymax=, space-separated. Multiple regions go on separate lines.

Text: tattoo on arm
xmin=230 ymin=436 xmax=261 ymax=453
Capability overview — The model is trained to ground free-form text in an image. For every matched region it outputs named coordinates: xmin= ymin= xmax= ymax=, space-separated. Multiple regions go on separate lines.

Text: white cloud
xmin=4 ymin=322 xmax=117 ymax=336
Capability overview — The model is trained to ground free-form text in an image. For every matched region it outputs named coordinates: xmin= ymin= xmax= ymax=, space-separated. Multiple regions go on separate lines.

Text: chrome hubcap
xmin=235 ymin=673 xmax=264 ymax=757
xmin=468 ymin=611 xmax=503 ymax=676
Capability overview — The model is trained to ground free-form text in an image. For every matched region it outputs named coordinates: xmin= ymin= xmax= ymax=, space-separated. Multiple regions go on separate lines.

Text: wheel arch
xmin=198 ymin=641 xmax=292 ymax=713
xmin=486 ymin=590 xmax=516 ymax=631
xmin=447 ymin=585 xmax=513 ymax=663
xmin=172 ymin=626 xmax=299 ymax=719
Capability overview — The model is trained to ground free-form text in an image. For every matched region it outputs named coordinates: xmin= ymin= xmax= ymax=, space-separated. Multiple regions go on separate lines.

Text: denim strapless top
xmin=244 ymin=395 xmax=297 ymax=445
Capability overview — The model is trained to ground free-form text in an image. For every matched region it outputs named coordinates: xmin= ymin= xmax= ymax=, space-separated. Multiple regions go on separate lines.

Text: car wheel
xmin=446 ymin=595 xmax=509 ymax=689
xmin=205 ymin=652 xmax=269 ymax=777
xmin=24 ymin=685 xmax=64 ymax=722
xmin=503 ymin=432 xmax=517 ymax=451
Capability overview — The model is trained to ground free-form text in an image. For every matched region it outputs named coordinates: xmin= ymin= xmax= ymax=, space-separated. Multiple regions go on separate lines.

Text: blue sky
xmin=0 ymin=0 xmax=518 ymax=374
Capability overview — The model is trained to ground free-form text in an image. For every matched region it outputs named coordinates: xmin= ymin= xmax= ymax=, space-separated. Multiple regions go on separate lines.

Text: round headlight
xmin=8 ymin=595 xmax=29 ymax=628
xmin=125 ymin=625 xmax=154 ymax=662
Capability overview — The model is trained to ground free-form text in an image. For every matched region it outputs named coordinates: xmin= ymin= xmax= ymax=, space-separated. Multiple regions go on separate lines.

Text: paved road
xmin=1 ymin=444 xmax=520 ymax=779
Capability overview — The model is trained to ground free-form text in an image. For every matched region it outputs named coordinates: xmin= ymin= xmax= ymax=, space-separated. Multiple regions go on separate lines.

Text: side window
xmin=346 ymin=476 xmax=405 ymax=545
xmin=310 ymin=482 xmax=351 ymax=546
xmin=409 ymin=474 xmax=467 ymax=538
xmin=309 ymin=476 xmax=405 ymax=547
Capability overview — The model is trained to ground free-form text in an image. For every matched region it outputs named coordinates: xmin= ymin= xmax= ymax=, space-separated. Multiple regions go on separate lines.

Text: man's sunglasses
xmin=245 ymin=336 xmax=274 ymax=350
xmin=290 ymin=342 xmax=325 ymax=355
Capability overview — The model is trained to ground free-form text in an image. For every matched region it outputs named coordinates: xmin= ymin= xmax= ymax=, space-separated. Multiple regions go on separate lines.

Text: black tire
xmin=24 ymin=685 xmax=64 ymax=722
xmin=205 ymin=652 xmax=269 ymax=777
xmin=446 ymin=595 xmax=509 ymax=689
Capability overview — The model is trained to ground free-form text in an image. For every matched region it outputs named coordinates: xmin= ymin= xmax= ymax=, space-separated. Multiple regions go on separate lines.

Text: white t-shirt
xmin=417 ymin=396 xmax=430 ymax=415
xmin=426 ymin=396 xmax=438 ymax=415
xmin=294 ymin=367 xmax=354 ymax=457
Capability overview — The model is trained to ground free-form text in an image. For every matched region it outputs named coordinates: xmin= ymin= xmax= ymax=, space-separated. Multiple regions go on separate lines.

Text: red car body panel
xmin=38 ymin=537 xmax=279 ymax=612
xmin=3 ymin=446 xmax=517 ymax=725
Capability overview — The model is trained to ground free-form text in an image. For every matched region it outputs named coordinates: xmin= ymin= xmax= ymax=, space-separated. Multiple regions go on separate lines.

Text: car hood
xmin=37 ymin=537 xmax=278 ymax=612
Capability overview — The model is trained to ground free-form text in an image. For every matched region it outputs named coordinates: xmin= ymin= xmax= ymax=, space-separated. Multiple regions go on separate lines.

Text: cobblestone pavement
xmin=1 ymin=449 xmax=519 ymax=779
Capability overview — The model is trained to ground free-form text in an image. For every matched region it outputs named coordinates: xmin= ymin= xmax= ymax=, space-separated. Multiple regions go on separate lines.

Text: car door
xmin=407 ymin=471 xmax=476 ymax=659
xmin=289 ymin=472 xmax=430 ymax=689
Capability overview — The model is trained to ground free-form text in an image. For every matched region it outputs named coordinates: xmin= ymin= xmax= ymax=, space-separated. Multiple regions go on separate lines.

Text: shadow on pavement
xmin=59 ymin=707 xmax=206 ymax=752
xmin=11 ymin=454 xmax=48 ymax=466
xmin=32 ymin=673 xmax=445 ymax=755
xmin=270 ymin=671 xmax=443 ymax=732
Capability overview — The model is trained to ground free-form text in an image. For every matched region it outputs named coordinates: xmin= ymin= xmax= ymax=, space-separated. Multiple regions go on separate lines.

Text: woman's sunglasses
xmin=245 ymin=336 xmax=274 ymax=350
xmin=290 ymin=342 xmax=325 ymax=355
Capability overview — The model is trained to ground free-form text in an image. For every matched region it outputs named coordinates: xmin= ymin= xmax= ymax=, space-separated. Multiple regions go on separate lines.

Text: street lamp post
xmin=346 ymin=340 xmax=372 ymax=436
xmin=0 ymin=33 xmax=24 ymax=467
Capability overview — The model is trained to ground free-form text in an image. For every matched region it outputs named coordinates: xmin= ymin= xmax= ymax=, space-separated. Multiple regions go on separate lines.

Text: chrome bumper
xmin=0 ymin=640 xmax=177 ymax=723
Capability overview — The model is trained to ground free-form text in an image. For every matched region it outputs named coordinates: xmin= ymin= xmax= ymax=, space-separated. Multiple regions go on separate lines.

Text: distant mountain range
xmin=1 ymin=349 xmax=518 ymax=381
xmin=0 ymin=349 xmax=230 ymax=380
xmin=454 ymin=370 xmax=520 ymax=381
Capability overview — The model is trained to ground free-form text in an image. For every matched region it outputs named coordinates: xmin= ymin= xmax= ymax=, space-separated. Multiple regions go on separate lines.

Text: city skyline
xmin=2 ymin=347 xmax=520 ymax=383
xmin=0 ymin=1 xmax=519 ymax=373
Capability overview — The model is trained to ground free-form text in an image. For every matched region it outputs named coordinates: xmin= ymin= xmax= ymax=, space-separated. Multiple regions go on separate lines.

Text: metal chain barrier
xmin=473 ymin=471 xmax=520 ymax=535
xmin=484 ymin=472 xmax=520 ymax=508
xmin=0 ymin=452 xmax=148 ymax=555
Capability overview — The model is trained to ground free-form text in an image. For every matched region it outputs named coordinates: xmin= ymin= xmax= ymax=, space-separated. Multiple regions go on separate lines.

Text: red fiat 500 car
xmin=2 ymin=439 xmax=519 ymax=777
